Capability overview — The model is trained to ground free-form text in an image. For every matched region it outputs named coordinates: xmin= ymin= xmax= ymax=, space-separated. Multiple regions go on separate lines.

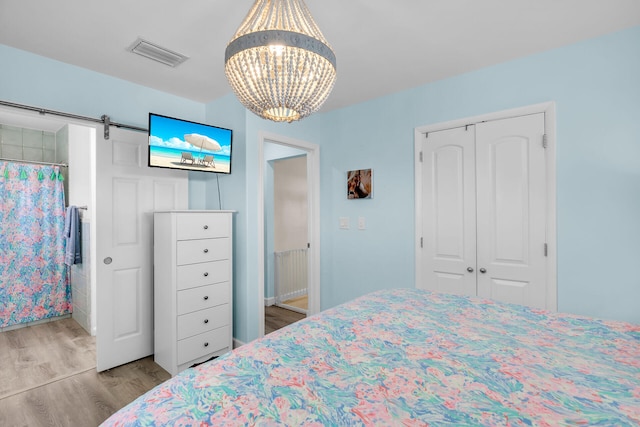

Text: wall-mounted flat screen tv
xmin=148 ymin=113 xmax=232 ymax=174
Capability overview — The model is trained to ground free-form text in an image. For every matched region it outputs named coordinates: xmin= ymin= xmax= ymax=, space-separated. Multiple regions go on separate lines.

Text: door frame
xmin=0 ymin=105 xmax=101 ymax=334
xmin=257 ymin=131 xmax=321 ymax=338
xmin=414 ymin=102 xmax=557 ymax=310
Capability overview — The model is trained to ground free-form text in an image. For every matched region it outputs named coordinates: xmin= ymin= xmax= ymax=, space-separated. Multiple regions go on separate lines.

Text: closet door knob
xmin=204 ymin=319 xmax=209 ymax=324
xmin=479 ymin=268 xmax=487 ymax=274
xmin=203 ymin=225 xmax=209 ymax=230
xmin=203 ymin=272 xmax=209 ymax=277
xmin=203 ymin=249 xmax=209 ymax=253
xmin=203 ymin=296 xmax=209 ymax=301
xmin=467 ymin=267 xmax=474 ymax=273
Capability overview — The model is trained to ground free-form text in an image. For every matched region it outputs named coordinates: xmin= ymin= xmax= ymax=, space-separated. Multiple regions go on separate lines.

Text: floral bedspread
xmin=102 ymin=289 xmax=640 ymax=426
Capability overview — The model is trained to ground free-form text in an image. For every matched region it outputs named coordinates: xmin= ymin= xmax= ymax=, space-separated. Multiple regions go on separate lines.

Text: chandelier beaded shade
xmin=224 ymin=0 xmax=337 ymax=122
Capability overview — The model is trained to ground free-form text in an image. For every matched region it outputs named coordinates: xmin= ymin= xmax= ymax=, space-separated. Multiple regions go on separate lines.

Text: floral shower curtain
xmin=0 ymin=161 xmax=71 ymax=328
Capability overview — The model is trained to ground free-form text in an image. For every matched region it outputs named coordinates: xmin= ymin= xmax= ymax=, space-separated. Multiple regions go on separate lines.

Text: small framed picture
xmin=347 ymin=168 xmax=372 ymax=199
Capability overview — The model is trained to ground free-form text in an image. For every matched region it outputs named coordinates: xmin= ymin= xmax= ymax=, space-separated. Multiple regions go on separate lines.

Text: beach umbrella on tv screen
xmin=184 ymin=133 xmax=222 ymax=153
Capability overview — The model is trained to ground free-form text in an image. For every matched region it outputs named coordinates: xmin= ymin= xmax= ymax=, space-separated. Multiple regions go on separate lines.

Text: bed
xmin=102 ymin=288 xmax=640 ymax=426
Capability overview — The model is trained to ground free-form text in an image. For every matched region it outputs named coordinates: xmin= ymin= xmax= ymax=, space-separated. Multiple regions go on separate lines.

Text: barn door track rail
xmin=0 ymin=100 xmax=147 ymax=140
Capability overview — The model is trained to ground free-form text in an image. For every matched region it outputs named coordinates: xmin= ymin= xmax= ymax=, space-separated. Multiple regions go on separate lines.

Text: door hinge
xmin=102 ymin=114 xmax=111 ymax=140
xmin=419 ymin=151 xmax=423 ymax=162
xmin=420 ymin=237 xmax=423 ymax=248
xmin=544 ymin=243 xmax=548 ymax=257
xmin=542 ymin=134 xmax=548 ymax=149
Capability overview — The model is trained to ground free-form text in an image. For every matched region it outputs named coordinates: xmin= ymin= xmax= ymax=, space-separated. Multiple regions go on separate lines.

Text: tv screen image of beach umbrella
xmin=184 ymin=133 xmax=221 ymax=166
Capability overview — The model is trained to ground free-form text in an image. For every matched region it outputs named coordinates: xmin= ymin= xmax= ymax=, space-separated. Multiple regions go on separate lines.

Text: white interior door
xmin=475 ymin=113 xmax=547 ymax=308
xmin=96 ymin=127 xmax=188 ymax=371
xmin=420 ymin=126 xmax=477 ymax=296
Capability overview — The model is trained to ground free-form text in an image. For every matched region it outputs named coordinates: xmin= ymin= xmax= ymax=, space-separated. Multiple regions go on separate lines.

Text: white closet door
xmin=475 ymin=113 xmax=547 ymax=308
xmin=420 ymin=126 xmax=477 ymax=296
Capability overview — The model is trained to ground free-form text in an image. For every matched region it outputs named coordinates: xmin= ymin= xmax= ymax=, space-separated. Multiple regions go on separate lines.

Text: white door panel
xmin=96 ymin=127 xmax=188 ymax=372
xmin=420 ymin=126 xmax=477 ymax=297
xmin=433 ymin=271 xmax=470 ymax=296
xmin=476 ymin=113 xmax=547 ymax=308
xmin=488 ymin=278 xmax=529 ymax=306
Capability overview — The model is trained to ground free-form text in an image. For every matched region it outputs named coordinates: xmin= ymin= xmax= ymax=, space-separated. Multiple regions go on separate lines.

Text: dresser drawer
xmin=176 ymin=260 xmax=230 ymax=291
xmin=177 ymin=282 xmax=229 ymax=315
xmin=177 ymin=326 xmax=230 ymax=365
xmin=177 ymin=213 xmax=230 ymax=241
xmin=176 ymin=238 xmax=229 ymax=266
xmin=177 ymin=304 xmax=229 ymax=340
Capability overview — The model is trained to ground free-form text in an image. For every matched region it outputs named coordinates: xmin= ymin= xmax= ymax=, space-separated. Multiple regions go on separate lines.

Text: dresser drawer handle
xmin=203 ymin=272 xmax=209 ymax=277
xmin=203 ymin=249 xmax=209 ymax=254
xmin=204 ymin=319 xmax=209 ymax=324
xmin=203 ymin=225 xmax=209 ymax=230
xmin=204 ymin=342 xmax=209 ymax=347
xmin=203 ymin=296 xmax=209 ymax=301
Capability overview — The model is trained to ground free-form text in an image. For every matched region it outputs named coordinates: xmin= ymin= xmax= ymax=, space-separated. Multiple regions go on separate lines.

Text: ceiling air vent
xmin=128 ymin=38 xmax=189 ymax=67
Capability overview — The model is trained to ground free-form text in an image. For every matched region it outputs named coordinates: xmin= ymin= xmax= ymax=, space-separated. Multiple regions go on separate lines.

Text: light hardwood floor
xmin=281 ymin=295 xmax=308 ymax=311
xmin=264 ymin=305 xmax=306 ymax=335
xmin=0 ymin=318 xmax=170 ymax=427
xmin=2 ymin=311 xmax=306 ymax=425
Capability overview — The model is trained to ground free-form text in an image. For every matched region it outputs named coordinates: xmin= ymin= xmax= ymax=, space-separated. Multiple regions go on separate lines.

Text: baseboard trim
xmin=0 ymin=314 xmax=71 ymax=333
xmin=264 ymin=297 xmax=275 ymax=306
xmin=233 ymin=338 xmax=246 ymax=349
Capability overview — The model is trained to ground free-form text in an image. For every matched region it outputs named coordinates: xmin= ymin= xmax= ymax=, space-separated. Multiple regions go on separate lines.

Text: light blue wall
xmin=0 ymin=45 xmax=204 ymax=127
xmin=232 ymin=25 xmax=640 ymax=340
xmin=2 ymin=25 xmax=639 ymax=346
xmin=318 ymin=25 xmax=640 ymax=324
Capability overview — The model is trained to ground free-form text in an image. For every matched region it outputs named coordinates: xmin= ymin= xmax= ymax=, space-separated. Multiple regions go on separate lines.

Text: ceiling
xmin=1 ymin=0 xmax=639 ymax=116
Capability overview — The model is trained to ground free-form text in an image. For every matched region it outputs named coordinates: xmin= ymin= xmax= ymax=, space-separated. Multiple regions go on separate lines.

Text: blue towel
xmin=64 ymin=206 xmax=82 ymax=266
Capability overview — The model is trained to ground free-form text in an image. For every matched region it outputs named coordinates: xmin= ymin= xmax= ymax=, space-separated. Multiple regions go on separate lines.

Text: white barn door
xmin=96 ymin=127 xmax=188 ymax=372
xmin=419 ymin=112 xmax=549 ymax=310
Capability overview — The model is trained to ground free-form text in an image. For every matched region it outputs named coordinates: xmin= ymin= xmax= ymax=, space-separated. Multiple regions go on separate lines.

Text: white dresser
xmin=153 ymin=210 xmax=233 ymax=376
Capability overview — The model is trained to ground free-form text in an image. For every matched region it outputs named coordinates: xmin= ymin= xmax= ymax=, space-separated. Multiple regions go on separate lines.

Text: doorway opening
xmin=0 ymin=106 xmax=97 ymax=336
xmin=257 ymin=132 xmax=321 ymax=337
xmin=0 ymin=106 xmax=100 ymax=398
xmin=269 ymin=153 xmax=309 ymax=315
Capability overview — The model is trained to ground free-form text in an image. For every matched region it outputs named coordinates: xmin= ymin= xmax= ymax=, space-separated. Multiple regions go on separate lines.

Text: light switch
xmin=358 ymin=217 xmax=366 ymax=230
xmin=339 ymin=217 xmax=350 ymax=230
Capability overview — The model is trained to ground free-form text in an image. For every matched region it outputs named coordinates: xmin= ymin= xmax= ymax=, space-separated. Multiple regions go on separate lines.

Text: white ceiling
xmin=1 ymin=0 xmax=639 ymax=115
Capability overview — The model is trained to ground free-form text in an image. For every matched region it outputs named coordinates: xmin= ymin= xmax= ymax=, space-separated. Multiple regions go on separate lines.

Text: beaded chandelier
xmin=224 ymin=0 xmax=337 ymax=123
